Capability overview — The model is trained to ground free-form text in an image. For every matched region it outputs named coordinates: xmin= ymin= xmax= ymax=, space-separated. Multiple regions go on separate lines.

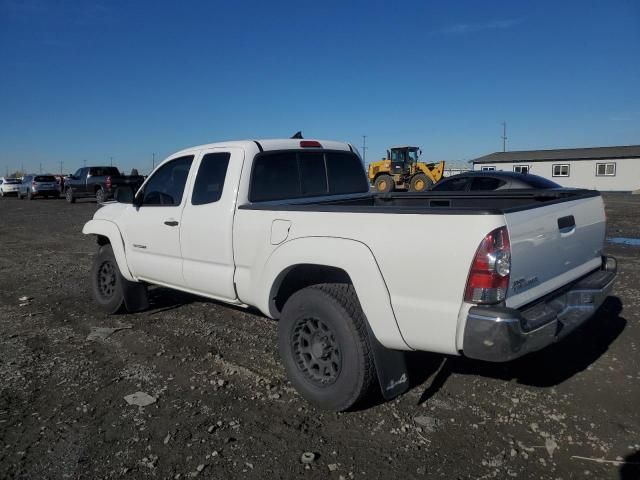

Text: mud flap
xmin=120 ymin=275 xmax=149 ymax=313
xmin=365 ymin=323 xmax=409 ymax=400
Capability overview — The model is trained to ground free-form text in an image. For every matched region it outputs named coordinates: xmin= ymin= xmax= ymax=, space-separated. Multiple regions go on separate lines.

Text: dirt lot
xmin=0 ymin=193 xmax=639 ymax=479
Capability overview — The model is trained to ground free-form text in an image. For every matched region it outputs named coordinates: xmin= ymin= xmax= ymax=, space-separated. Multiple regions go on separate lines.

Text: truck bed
xmin=239 ymin=189 xmax=599 ymax=214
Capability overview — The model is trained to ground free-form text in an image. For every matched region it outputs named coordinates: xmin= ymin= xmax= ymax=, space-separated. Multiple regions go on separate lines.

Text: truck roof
xmin=172 ymin=139 xmax=355 ymax=157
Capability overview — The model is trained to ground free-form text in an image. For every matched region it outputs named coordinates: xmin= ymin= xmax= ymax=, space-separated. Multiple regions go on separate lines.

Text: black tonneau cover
xmin=239 ymin=189 xmax=600 ymax=216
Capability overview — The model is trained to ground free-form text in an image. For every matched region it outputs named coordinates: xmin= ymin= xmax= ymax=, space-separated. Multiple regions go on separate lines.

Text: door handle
xmin=164 ymin=220 xmax=179 ymax=227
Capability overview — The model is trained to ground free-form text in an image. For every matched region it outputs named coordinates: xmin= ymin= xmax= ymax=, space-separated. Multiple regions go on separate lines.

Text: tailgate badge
xmin=512 ymin=276 xmax=539 ymax=293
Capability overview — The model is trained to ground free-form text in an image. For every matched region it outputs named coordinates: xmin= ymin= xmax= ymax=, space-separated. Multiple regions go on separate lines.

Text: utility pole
xmin=501 ymin=122 xmax=507 ymax=152
xmin=361 ymin=135 xmax=368 ymax=164
xmin=152 ymin=153 xmax=155 ymax=170
xmin=110 ymin=156 xmax=113 ymax=167
xmin=59 ymin=161 xmax=63 ymax=175
xmin=39 ymin=163 xmax=42 ymax=173
xmin=83 ymin=159 xmax=87 ymax=167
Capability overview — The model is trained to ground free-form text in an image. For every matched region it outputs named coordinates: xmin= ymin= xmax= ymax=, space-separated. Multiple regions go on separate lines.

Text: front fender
xmin=258 ymin=236 xmax=410 ymax=351
xmin=82 ymin=219 xmax=135 ymax=281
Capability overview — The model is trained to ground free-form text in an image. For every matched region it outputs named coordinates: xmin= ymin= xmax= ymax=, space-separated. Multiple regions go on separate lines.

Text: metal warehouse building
xmin=470 ymin=145 xmax=640 ymax=191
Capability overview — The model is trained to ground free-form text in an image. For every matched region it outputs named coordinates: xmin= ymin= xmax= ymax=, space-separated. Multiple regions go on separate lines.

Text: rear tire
xmin=374 ymin=174 xmax=394 ymax=193
xmin=409 ymin=173 xmax=433 ymax=192
xmin=91 ymin=244 xmax=125 ymax=314
xmin=278 ymin=283 xmax=377 ymax=411
xmin=65 ymin=188 xmax=76 ymax=203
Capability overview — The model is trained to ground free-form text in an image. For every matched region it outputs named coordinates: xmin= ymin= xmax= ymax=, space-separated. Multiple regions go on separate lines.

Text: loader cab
xmin=389 ymin=147 xmax=420 ymax=174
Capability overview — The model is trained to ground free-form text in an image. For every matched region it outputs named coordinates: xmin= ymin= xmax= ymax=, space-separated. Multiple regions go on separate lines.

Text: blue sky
xmin=1 ymin=0 xmax=639 ymax=175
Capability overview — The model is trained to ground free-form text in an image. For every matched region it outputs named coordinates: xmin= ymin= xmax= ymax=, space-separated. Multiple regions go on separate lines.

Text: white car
xmin=0 ymin=177 xmax=21 ymax=196
xmin=82 ymin=138 xmax=616 ymax=411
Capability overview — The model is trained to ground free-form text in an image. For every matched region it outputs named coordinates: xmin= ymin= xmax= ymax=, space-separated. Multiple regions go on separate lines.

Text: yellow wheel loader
xmin=368 ymin=146 xmax=445 ymax=193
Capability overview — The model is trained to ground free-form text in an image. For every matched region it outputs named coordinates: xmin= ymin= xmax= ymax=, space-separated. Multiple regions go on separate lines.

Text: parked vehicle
xmin=82 ymin=138 xmax=616 ymax=411
xmin=63 ymin=166 xmax=145 ymax=204
xmin=432 ymin=171 xmax=560 ymax=192
xmin=368 ymin=146 xmax=445 ymax=192
xmin=17 ymin=174 xmax=60 ymax=199
xmin=0 ymin=177 xmax=21 ymax=196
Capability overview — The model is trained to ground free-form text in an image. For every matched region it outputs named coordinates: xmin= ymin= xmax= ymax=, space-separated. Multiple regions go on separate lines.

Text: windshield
xmin=35 ymin=176 xmax=56 ymax=182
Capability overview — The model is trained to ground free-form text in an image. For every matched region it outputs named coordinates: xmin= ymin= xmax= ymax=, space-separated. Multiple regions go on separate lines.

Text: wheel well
xmin=271 ymin=264 xmax=353 ymax=316
xmin=95 ymin=185 xmax=102 ymax=192
xmin=97 ymin=235 xmax=110 ymax=246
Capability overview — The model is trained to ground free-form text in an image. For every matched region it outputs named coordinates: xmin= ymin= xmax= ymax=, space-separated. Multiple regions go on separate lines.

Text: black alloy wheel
xmin=291 ymin=317 xmax=341 ymax=386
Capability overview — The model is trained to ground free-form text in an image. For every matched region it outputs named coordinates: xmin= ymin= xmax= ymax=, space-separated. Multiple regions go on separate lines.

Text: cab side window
xmin=433 ymin=177 xmax=470 ymax=191
xmin=142 ymin=156 xmax=194 ymax=206
xmin=470 ymin=177 xmax=505 ymax=191
xmin=191 ymin=152 xmax=230 ymax=205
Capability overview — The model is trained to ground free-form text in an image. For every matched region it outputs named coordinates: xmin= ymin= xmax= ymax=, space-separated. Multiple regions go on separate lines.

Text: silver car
xmin=17 ymin=174 xmax=60 ymax=200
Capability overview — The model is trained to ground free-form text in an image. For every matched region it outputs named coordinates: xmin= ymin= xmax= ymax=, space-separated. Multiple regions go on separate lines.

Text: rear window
xmin=4 ymin=179 xmax=20 ymax=184
xmin=522 ymin=175 xmax=560 ymax=189
xmin=35 ymin=176 xmax=56 ymax=182
xmin=250 ymin=151 xmax=368 ymax=202
xmin=90 ymin=167 xmax=120 ymax=177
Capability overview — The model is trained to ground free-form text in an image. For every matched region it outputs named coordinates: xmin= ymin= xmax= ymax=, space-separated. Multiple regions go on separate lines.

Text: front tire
xmin=278 ymin=283 xmax=376 ymax=411
xmin=95 ymin=188 xmax=106 ymax=204
xmin=409 ymin=173 xmax=433 ymax=192
xmin=91 ymin=244 xmax=125 ymax=314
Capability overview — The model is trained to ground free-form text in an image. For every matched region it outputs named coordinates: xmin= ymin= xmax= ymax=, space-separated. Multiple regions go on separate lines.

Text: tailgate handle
xmin=557 ymin=215 xmax=575 ymax=232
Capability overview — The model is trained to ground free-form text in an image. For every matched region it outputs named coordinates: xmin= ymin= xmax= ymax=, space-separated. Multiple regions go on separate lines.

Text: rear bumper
xmin=463 ymin=256 xmax=617 ymax=362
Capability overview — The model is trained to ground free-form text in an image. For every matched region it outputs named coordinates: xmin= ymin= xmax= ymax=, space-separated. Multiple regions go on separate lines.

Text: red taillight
xmin=105 ymin=176 xmax=112 ymax=189
xmin=464 ymin=226 xmax=511 ymax=304
xmin=300 ymin=140 xmax=322 ymax=148
xmin=32 ymin=180 xmax=36 ymax=186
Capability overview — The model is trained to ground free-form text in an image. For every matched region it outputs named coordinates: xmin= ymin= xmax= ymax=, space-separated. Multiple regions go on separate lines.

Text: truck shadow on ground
xmin=620 ymin=450 xmax=640 ymax=479
xmin=145 ymin=287 xmax=201 ymax=314
xmin=409 ymin=296 xmax=625 ymax=404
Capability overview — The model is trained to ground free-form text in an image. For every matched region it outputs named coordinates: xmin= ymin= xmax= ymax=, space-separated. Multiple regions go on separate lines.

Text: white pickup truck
xmin=83 ymin=138 xmax=616 ymax=411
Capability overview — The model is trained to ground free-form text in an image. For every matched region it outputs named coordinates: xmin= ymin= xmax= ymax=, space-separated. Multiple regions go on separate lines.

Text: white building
xmin=470 ymin=145 xmax=640 ymax=191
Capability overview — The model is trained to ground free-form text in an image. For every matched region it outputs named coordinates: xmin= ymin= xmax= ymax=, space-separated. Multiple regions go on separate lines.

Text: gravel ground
xmin=0 ymin=193 xmax=638 ymax=479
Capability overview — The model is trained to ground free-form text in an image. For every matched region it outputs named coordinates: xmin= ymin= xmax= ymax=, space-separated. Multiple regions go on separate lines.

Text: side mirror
xmin=114 ymin=186 xmax=134 ymax=204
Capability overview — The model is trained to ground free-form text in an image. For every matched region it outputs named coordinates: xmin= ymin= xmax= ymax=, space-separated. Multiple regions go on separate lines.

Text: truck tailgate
xmin=505 ymin=194 xmax=605 ymax=309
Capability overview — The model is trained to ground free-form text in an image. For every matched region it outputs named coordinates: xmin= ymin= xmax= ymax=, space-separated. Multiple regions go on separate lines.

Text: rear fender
xmin=259 ymin=236 xmax=409 ymax=351
xmin=82 ymin=219 xmax=135 ymax=281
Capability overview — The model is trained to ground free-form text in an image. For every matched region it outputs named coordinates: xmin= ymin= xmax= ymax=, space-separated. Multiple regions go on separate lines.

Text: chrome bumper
xmin=463 ymin=256 xmax=617 ymax=362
